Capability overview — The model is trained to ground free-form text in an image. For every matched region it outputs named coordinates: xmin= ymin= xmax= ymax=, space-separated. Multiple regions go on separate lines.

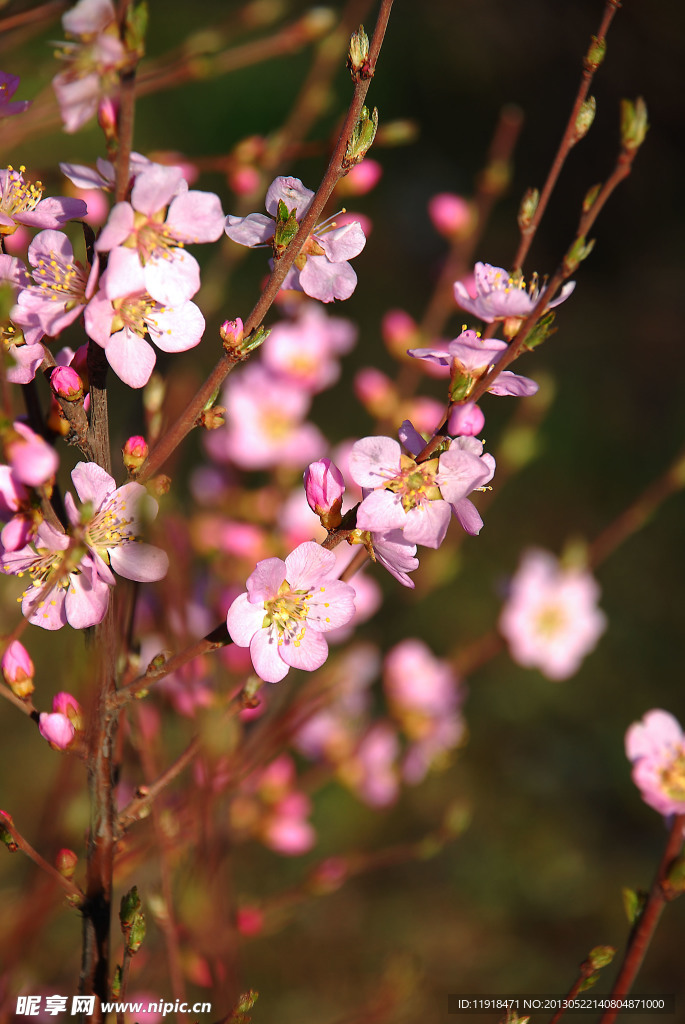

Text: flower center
xmin=113 ymin=292 xmax=166 ymax=340
xmin=33 ymin=250 xmax=88 ymax=304
xmin=0 ymin=166 xmax=42 ymax=235
xmin=660 ymin=753 xmax=685 ymax=802
xmin=263 ymin=579 xmax=312 ymax=644
xmin=386 ymin=454 xmax=442 ymax=512
xmin=533 ymin=602 xmax=567 ymax=638
xmin=129 ymin=210 xmax=187 ymax=263
xmin=85 ymin=502 xmax=138 ymax=563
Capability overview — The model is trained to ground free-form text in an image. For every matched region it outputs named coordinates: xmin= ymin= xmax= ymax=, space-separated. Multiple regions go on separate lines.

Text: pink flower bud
xmin=122 ymin=434 xmax=149 ymax=472
xmin=304 ymin=458 xmax=345 ymax=529
xmin=448 ymin=402 xmax=485 ymax=437
xmin=1 ymin=512 xmax=32 ymax=552
xmin=52 ymin=692 xmax=83 ymax=731
xmin=338 ymin=159 xmax=383 ymax=196
xmin=236 ymin=905 xmax=264 ymax=936
xmin=381 ymin=309 xmax=420 ymax=360
xmin=427 ymin=193 xmax=472 ymax=238
xmin=50 ymin=365 xmax=84 ymax=401
xmin=39 ymin=712 xmax=75 ymax=750
xmin=308 ymin=856 xmax=348 ymax=894
xmin=220 ymin=317 xmax=244 ymax=353
xmin=1 ymin=640 xmax=35 ymax=698
xmin=56 ymin=847 xmax=78 ymax=878
xmin=97 ymin=95 xmax=119 ymax=142
xmin=230 ymin=166 xmax=261 ymax=195
xmin=354 ymin=367 xmax=396 ymax=418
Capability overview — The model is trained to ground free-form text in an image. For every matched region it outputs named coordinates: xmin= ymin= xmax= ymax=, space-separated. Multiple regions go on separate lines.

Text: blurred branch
xmin=0 ymin=811 xmax=83 ymax=902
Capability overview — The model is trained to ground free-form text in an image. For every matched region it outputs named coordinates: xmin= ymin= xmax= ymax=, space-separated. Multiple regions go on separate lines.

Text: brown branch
xmin=116 ymin=735 xmax=200 ymax=836
xmin=0 ymin=813 xmax=83 ymax=902
xmin=512 ymin=0 xmax=622 ymax=271
xmin=136 ymin=0 xmax=394 ymax=484
xmin=599 ymin=816 xmax=685 ymax=1024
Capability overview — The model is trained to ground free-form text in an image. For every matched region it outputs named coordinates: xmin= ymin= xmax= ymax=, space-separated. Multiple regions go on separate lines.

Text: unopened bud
xmin=122 ymin=434 xmax=149 ymax=472
xmin=236 ymin=906 xmax=264 ymax=936
xmin=347 ymin=24 xmax=370 ymax=78
xmin=381 ymin=309 xmax=420 ymax=360
xmin=38 ymin=712 xmax=75 ymax=750
xmin=56 ymin=848 xmax=78 ymax=879
xmin=586 ymin=945 xmax=616 ymax=971
xmin=149 ymin=474 xmax=171 ymax=496
xmin=50 ymin=365 xmax=83 ymax=402
xmin=0 ymin=811 xmax=17 ymax=852
xmin=563 ymin=234 xmax=595 ymax=275
xmin=120 ymin=885 xmax=146 ymax=954
xmin=572 ymin=96 xmax=596 ymax=144
xmin=304 ymin=458 xmax=345 ymax=530
xmin=584 ymin=34 xmax=606 ymax=72
xmin=428 ymin=193 xmax=473 ymax=239
xmin=620 ymin=96 xmax=649 ymax=152
xmin=582 ymin=182 xmax=602 ymax=214
xmin=97 ymin=95 xmax=119 ymax=146
xmin=448 ymin=402 xmax=484 ymax=437
xmin=199 ymin=405 xmax=226 ymax=430
xmin=517 ymin=187 xmax=539 ymax=231
xmin=52 ymin=692 xmax=83 ymax=731
xmin=354 ymin=367 xmax=396 ymax=418
xmin=220 ymin=317 xmax=244 ymax=353
xmin=344 ymin=106 xmax=379 ymax=169
xmin=2 ymin=640 xmax=35 ymax=698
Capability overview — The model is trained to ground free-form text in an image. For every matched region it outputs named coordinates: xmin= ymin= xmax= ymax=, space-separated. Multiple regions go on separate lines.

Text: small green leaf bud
xmin=663 ymin=854 xmax=685 ymax=899
xmin=622 ymin=886 xmax=647 ymax=925
xmin=273 ymin=202 xmax=299 ymax=258
xmin=124 ymin=0 xmax=148 ymax=59
xmin=111 ymin=965 xmax=122 ymax=998
xmin=582 ymin=182 xmax=602 ymax=214
xmin=120 ymin=886 xmax=146 ymax=955
xmin=0 ymin=811 xmax=17 ymax=852
xmin=517 ymin=187 xmax=539 ymax=231
xmin=620 ymin=96 xmax=649 ymax=152
xmin=586 ymin=945 xmax=616 ymax=970
xmin=344 ymin=106 xmax=379 ymax=169
xmin=563 ymin=235 xmax=595 ymax=275
xmin=584 ymin=34 xmax=606 ymax=72
xmin=572 ymin=96 xmax=596 ymax=144
xmin=347 ymin=25 xmax=370 ymax=79
xmin=449 ymin=371 xmax=474 ymax=403
xmin=523 ymin=310 xmax=557 ymax=350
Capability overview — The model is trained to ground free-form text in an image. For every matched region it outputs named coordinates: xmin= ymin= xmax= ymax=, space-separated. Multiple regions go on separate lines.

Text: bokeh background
xmin=2 ymin=0 xmax=685 ymax=1021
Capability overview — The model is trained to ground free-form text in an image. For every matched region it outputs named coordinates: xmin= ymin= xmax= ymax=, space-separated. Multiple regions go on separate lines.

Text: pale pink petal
xmin=224 ymin=212 xmax=274 ymax=247
xmin=317 ymin=221 xmax=366 ymax=261
xmin=279 ymin=628 xmax=328 ymax=672
xmin=250 ymin=627 xmax=291 ymax=683
xmin=148 ymin=302 xmax=204 ymax=353
xmin=110 ymin=541 xmax=168 ymax=582
xmin=144 ymin=250 xmax=200 ymax=305
xmin=356 ymin=488 xmax=406 ymax=532
xmin=403 ymin=499 xmax=451 ymax=549
xmin=103 ymin=246 xmax=146 ymax=298
xmin=452 ymin=498 xmax=484 ymax=535
xmin=246 ymin=557 xmax=287 ymax=603
xmin=131 ymin=165 xmax=185 ymax=216
xmin=265 ymin=176 xmax=314 ymax=218
xmin=283 ymin=541 xmax=335 ymax=590
xmin=64 ymin=564 xmax=110 ymax=628
xmin=226 ymin=593 xmax=267 ymax=647
xmin=95 ymin=203 xmax=135 ymax=251
xmin=349 ymin=436 xmax=400 ymax=487
xmin=299 ymin=255 xmax=357 ymax=302
xmin=105 ymin=330 xmax=156 ymax=388
xmin=167 ymin=190 xmax=225 ymax=242
xmin=70 ymin=461 xmax=115 ymax=507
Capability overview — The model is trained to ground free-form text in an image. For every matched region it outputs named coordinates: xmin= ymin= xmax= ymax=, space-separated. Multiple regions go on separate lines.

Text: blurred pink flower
xmin=262 ymin=303 xmax=356 ymax=392
xmin=499 ymin=549 xmax=606 ymax=680
xmin=625 ymin=710 xmax=685 ymax=816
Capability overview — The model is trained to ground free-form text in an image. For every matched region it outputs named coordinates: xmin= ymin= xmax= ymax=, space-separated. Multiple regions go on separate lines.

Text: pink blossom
xmin=262 ymin=303 xmax=356 ymax=392
xmin=52 ymin=691 xmax=83 ymax=730
xmin=95 ymin=164 xmax=224 ymax=306
xmin=225 ymin=176 xmax=366 ymax=303
xmin=262 ymin=791 xmax=316 ymax=855
xmin=60 ymin=152 xmax=154 ymax=192
xmin=371 ymin=529 xmax=420 ymax=588
xmin=52 ymin=0 xmax=126 ymax=132
xmin=343 ymin=722 xmax=399 ymax=807
xmin=64 ymin=461 xmax=169 ymax=584
xmin=1 ymin=254 xmax=45 ymax=382
xmin=205 ymin=363 xmax=325 ymax=471
xmin=428 ymin=193 xmax=472 ymax=237
xmin=12 ymin=230 xmax=98 ymax=340
xmin=38 ymin=712 xmax=75 ymax=749
xmin=0 ymin=72 xmax=30 ymax=118
xmin=226 ymin=541 xmax=356 ymax=683
xmin=0 ymin=167 xmax=87 ymax=236
xmin=349 ymin=426 xmax=494 ymax=549
xmin=499 ymin=549 xmax=607 ymax=680
xmin=625 ymin=710 xmax=685 ymax=816
xmin=408 ymin=329 xmax=538 ymax=398
xmin=0 ymin=521 xmax=111 ymax=629
xmin=84 ymin=247 xmax=204 ymax=388
xmin=454 ymin=262 xmax=575 ymax=322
